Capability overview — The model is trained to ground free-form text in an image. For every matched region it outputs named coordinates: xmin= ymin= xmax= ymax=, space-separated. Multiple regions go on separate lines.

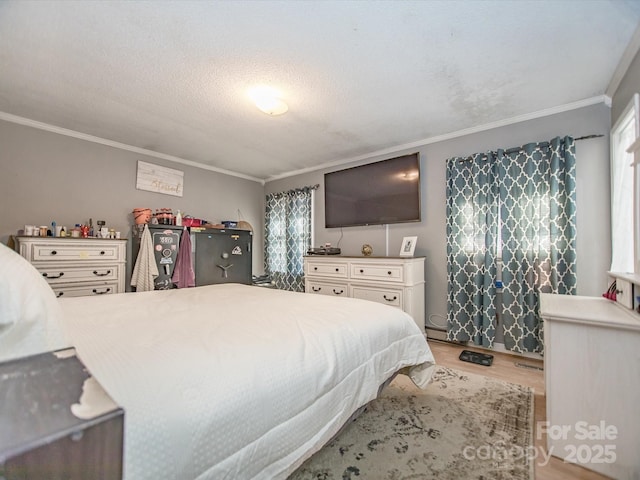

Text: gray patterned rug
xmin=289 ymin=366 xmax=534 ymax=480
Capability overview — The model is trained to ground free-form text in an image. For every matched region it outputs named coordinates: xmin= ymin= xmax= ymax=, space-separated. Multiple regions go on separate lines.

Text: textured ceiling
xmin=1 ymin=0 xmax=639 ymax=182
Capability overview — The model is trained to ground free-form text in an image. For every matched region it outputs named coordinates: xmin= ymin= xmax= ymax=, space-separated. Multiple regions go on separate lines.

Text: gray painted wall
xmin=266 ymin=103 xmax=611 ymax=332
xmin=612 ymin=48 xmax=640 ymax=125
xmin=0 ymin=100 xmax=615 ymax=323
xmin=0 ymin=120 xmax=265 ymax=284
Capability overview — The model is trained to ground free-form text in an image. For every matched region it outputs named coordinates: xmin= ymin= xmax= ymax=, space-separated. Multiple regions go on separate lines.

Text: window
xmin=264 ymin=186 xmax=315 ymax=291
xmin=610 ymin=94 xmax=639 ymax=273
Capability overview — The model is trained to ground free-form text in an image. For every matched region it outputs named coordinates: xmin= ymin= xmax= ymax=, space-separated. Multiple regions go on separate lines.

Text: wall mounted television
xmin=324 ymin=153 xmax=421 ymax=228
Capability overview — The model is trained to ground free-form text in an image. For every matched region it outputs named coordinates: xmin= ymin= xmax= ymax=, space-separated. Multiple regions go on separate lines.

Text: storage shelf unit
xmin=303 ymin=255 xmax=425 ymax=332
xmin=15 ymin=236 xmax=126 ymax=298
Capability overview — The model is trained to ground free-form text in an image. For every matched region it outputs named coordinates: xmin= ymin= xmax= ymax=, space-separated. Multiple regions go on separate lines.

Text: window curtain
xmin=499 ymin=137 xmax=577 ymax=353
xmin=446 ymin=136 xmax=577 ymax=354
xmin=264 ymin=186 xmax=315 ymax=291
xmin=446 ymin=152 xmax=499 ymax=348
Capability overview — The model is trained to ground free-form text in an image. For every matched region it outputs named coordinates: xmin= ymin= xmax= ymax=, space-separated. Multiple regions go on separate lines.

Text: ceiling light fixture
xmin=248 ymin=85 xmax=288 ymax=116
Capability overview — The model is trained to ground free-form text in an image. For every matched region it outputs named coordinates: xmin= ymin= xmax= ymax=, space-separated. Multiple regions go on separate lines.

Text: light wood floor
xmin=427 ymin=339 xmax=609 ymax=480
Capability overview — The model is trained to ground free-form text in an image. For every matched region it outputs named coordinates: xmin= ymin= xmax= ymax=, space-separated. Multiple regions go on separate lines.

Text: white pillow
xmin=0 ymin=243 xmax=70 ymax=363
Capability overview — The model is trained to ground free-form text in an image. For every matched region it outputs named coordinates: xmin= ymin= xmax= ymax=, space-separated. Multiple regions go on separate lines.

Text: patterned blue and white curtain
xmin=264 ymin=186 xmax=316 ymax=291
xmin=446 ymin=136 xmax=576 ymax=354
xmin=499 ymin=137 xmax=577 ymax=353
xmin=446 ymin=152 xmax=499 ymax=348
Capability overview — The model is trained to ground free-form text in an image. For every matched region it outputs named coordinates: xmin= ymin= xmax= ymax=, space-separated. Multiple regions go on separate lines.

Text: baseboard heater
xmin=425 ymin=327 xmax=448 ymax=341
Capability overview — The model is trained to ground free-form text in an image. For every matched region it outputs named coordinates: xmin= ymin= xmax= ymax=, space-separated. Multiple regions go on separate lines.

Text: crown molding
xmin=265 ymin=95 xmax=610 ymax=182
xmin=0 ymin=94 xmax=609 ymax=186
xmin=0 ymin=111 xmax=265 ymax=185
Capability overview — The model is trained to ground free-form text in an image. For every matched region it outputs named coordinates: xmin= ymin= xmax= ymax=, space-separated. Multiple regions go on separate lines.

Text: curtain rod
xmin=574 ymin=134 xmax=604 ymax=141
xmin=460 ymin=134 xmax=604 ymax=162
xmin=269 ymin=184 xmax=319 ymax=196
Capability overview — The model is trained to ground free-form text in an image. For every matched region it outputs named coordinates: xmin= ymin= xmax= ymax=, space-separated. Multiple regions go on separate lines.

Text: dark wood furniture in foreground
xmin=0 ymin=349 xmax=123 ymax=480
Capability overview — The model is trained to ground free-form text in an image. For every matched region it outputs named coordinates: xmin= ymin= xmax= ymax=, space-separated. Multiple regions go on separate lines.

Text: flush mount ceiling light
xmin=248 ymin=85 xmax=288 ymax=116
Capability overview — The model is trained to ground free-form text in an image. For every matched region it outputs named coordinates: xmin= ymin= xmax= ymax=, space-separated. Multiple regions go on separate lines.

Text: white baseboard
xmin=489 ymin=342 xmax=542 ymax=360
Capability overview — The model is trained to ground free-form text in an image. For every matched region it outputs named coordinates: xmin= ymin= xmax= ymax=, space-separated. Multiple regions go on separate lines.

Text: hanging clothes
xmin=172 ymin=227 xmax=195 ymax=288
xmin=131 ymin=224 xmax=159 ymax=292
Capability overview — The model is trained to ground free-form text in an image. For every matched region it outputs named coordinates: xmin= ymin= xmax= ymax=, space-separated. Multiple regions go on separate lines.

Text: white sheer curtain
xmin=610 ymin=95 xmax=639 ymax=273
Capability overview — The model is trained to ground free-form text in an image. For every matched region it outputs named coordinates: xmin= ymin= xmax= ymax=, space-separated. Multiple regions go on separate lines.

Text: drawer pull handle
xmin=100 ymin=251 xmax=106 ymax=255
xmin=56 ymin=292 xmax=64 ymax=298
xmin=333 ymin=289 xmax=344 ymax=295
xmin=92 ymin=288 xmax=111 ymax=295
xmin=387 ymin=271 xmax=392 ymax=275
xmin=314 ymin=267 xmax=318 ymax=271
xmin=50 ymin=250 xmax=57 ymax=255
xmin=335 ymin=268 xmax=339 ymax=272
xmin=383 ymin=294 xmax=397 ymax=302
xmin=43 ymin=272 xmax=64 ymax=279
xmin=312 ymin=286 xmax=322 ymax=292
xmin=93 ymin=270 xmax=112 ymax=277
xmin=359 ymin=269 xmax=364 ymax=273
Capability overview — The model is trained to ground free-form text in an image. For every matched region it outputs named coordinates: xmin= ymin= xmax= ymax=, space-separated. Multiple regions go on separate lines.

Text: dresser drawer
xmin=29 ymin=243 xmax=122 ymax=262
xmin=53 ymin=282 xmax=119 ymax=298
xmin=306 ymin=262 xmax=348 ymax=278
xmin=305 ymin=280 xmax=348 ymax=297
xmin=39 ymin=264 xmax=120 ymax=285
xmin=615 ymin=278 xmax=634 ymax=309
xmin=350 ymin=263 xmax=404 ymax=283
xmin=303 ymin=255 xmax=425 ymax=331
xmin=350 ymin=285 xmax=403 ymax=307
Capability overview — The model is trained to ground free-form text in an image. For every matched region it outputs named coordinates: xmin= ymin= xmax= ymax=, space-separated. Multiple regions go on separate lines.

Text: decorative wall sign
xmin=136 ymin=161 xmax=184 ymax=197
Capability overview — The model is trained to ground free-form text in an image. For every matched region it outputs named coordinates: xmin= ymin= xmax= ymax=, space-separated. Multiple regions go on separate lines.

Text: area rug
xmin=289 ymin=366 xmax=534 ymax=480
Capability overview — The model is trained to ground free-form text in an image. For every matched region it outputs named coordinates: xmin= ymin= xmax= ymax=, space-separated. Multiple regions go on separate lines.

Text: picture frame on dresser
xmin=399 ymin=236 xmax=417 ymax=257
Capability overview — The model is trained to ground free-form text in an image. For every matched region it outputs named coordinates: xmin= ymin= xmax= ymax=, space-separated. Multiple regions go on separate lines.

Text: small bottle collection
xmin=133 ymin=207 xmax=205 ymax=227
xmin=153 ymin=208 xmax=182 ymax=226
xmin=21 ymin=219 xmax=120 ymax=239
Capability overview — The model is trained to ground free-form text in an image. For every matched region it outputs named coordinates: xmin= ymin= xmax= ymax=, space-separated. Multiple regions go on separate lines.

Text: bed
xmin=0 ymin=244 xmax=436 ymax=480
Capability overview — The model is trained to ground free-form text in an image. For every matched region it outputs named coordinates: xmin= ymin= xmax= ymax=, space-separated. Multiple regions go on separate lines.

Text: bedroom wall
xmin=265 ymin=103 xmax=611 ymax=333
xmin=0 ymin=120 xmax=265 ymax=285
xmin=612 ymin=47 xmax=640 ymax=125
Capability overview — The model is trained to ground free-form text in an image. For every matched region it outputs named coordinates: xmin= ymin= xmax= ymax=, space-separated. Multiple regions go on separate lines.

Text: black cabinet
xmin=0 ymin=349 xmax=124 ymax=480
xmin=132 ymin=226 xmax=252 ymax=288
xmin=192 ymin=229 xmax=252 ymax=285
xmin=132 ymin=224 xmax=182 ymax=290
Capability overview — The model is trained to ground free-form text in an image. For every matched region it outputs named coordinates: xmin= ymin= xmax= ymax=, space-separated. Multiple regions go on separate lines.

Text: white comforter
xmin=59 ymin=284 xmax=435 ymax=480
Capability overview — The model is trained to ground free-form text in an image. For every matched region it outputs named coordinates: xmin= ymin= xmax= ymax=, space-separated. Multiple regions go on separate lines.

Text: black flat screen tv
xmin=324 ymin=153 xmax=421 ymax=228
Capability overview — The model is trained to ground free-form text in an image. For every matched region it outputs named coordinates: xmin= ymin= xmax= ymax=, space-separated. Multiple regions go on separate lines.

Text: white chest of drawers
xmin=540 ymin=293 xmax=640 ymax=479
xmin=15 ymin=237 xmax=127 ymax=298
xmin=303 ymin=256 xmax=425 ymax=331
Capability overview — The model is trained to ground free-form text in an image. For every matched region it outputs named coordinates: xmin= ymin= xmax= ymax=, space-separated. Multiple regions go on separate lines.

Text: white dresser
xmin=303 ymin=256 xmax=425 ymax=331
xmin=540 ymin=293 xmax=640 ymax=479
xmin=15 ymin=236 xmax=127 ymax=298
